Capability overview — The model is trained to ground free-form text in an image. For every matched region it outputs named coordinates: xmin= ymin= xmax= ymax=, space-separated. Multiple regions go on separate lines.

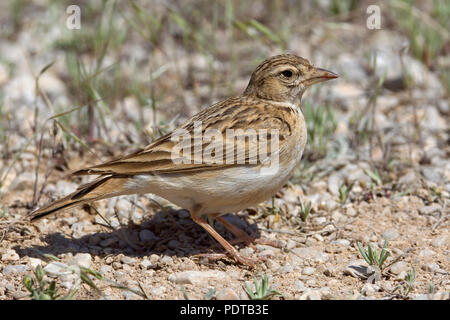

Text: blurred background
xmin=0 ymin=0 xmax=449 ymax=301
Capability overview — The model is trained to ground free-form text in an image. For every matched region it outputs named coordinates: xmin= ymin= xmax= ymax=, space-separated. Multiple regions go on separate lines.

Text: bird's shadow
xmin=14 ymin=210 xmax=261 ymax=261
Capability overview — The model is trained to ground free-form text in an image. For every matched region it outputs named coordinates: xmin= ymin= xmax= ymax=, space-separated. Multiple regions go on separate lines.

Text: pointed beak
xmin=305 ymin=67 xmax=339 ymax=85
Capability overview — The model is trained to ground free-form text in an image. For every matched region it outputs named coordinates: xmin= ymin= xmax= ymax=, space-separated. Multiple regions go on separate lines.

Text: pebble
xmin=168 ymin=270 xmax=229 ymax=285
xmin=100 ymin=265 xmax=113 ymax=274
xmin=421 ymin=167 xmax=441 ymax=184
xmin=290 ymin=248 xmax=329 ymax=264
xmin=1 ymin=249 xmax=20 ymax=261
xmin=344 ymin=260 xmax=374 ymax=279
xmin=43 ymin=262 xmax=70 ymax=276
xmin=71 ymin=253 xmax=92 ymax=268
xmin=423 ymin=263 xmax=441 ymax=273
xmin=389 ymin=261 xmax=409 ymax=275
xmin=431 ymin=235 xmax=447 ymax=247
xmin=239 ymin=247 xmax=254 ymax=256
xmin=167 ymin=239 xmax=181 ymax=250
xmin=139 ymin=259 xmax=154 ymax=269
xmin=121 ymin=256 xmax=136 ymax=265
xmin=418 ymin=204 xmax=441 ymax=215
xmin=265 ymin=259 xmax=280 ymax=271
xmin=413 ymin=292 xmax=449 ymax=300
xmin=418 ymin=249 xmax=435 ymax=259
xmin=150 ymin=286 xmax=166 ymax=296
xmin=302 ymin=267 xmax=316 ymax=276
xmin=395 ymin=271 xmax=408 ymax=281
xmin=160 ymin=255 xmax=173 ymax=265
xmin=139 ymin=229 xmax=158 ymax=243
xmin=2 ymin=264 xmax=30 ymax=275
xmin=216 ymin=288 xmax=239 ymax=300
xmin=100 ymin=237 xmax=118 ymax=247
xmin=332 ymin=239 xmax=350 ymax=246
xmin=362 ymin=283 xmax=380 ymax=296
xmin=278 ymin=265 xmax=294 ymax=274
xmin=299 ymin=289 xmax=321 ymax=300
xmin=115 ymin=198 xmax=132 ymax=219
xmin=294 ymin=280 xmax=305 ymax=292
xmin=382 ymin=229 xmax=399 ymax=241
xmin=149 ymin=254 xmax=160 ymax=264
xmin=285 ymin=239 xmax=297 ymax=250
xmin=29 ymin=258 xmax=42 ymax=268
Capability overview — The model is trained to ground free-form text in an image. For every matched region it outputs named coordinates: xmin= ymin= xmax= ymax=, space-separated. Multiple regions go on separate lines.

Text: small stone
xmin=1 ymin=249 xmax=20 ymax=261
xmin=418 ymin=204 xmax=441 ymax=215
xmin=216 ymin=288 xmax=239 ymax=300
xmin=382 ymin=229 xmax=399 ymax=241
xmin=332 ymin=239 xmax=350 ymax=246
xmin=149 ymin=254 xmax=160 ymax=264
xmin=121 ymin=256 xmax=136 ymax=265
xmin=291 ymin=248 xmax=329 ymax=264
xmin=43 ymin=262 xmax=70 ymax=276
xmin=160 ymin=256 xmax=173 ymax=265
xmin=239 ymin=247 xmax=254 ymax=256
xmin=323 ymin=265 xmax=336 ymax=277
xmin=362 ymin=283 xmax=380 ymax=296
xmin=302 ymin=267 xmax=316 ymax=276
xmin=71 ymin=253 xmax=92 ymax=268
xmin=100 ymin=265 xmax=113 ymax=274
xmin=177 ymin=210 xmax=190 ymax=218
xmin=258 ymin=249 xmax=276 ymax=258
xmin=418 ymin=249 xmax=435 ymax=259
xmin=431 ymin=235 xmax=448 ymax=247
xmin=122 ymin=290 xmax=138 ymax=300
xmin=150 ymin=286 xmax=166 ymax=296
xmin=278 ymin=265 xmax=294 ymax=274
xmin=294 ymin=280 xmax=305 ymax=292
xmin=389 ymin=261 xmax=408 ymax=275
xmin=395 ymin=271 xmax=408 ymax=281
xmin=100 ymin=237 xmax=118 ymax=247
xmin=115 ymin=198 xmax=132 ymax=219
xmin=320 ymin=287 xmax=332 ymax=300
xmin=286 ymin=239 xmax=297 ymax=250
xmin=167 ymin=240 xmax=181 ymax=250
xmin=168 ymin=270 xmax=229 ymax=285
xmin=421 ymin=167 xmax=441 ymax=184
xmin=2 ymin=265 xmax=30 ymax=275
xmin=413 ymin=292 xmax=449 ymax=300
xmin=299 ymin=289 xmax=321 ymax=300
xmin=423 ymin=263 xmax=441 ymax=273
xmin=265 ymin=259 xmax=280 ymax=271
xmin=29 ymin=258 xmax=42 ymax=268
xmin=344 ymin=260 xmax=375 ymax=280
xmin=139 ymin=229 xmax=158 ymax=243
xmin=312 ymin=217 xmax=327 ymax=225
xmin=140 ymin=259 xmax=154 ymax=269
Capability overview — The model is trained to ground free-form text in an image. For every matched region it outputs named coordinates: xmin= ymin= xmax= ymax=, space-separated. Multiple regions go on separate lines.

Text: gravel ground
xmin=0 ymin=1 xmax=448 ymax=300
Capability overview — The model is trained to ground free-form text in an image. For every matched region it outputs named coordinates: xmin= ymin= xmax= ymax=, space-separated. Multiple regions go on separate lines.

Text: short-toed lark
xmin=30 ymin=54 xmax=338 ymax=266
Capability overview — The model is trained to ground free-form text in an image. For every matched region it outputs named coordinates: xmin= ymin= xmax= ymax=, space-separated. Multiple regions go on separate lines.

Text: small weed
xmin=392 ymin=268 xmax=416 ymax=296
xmin=244 ymin=275 xmax=282 ymax=300
xmin=298 ymin=200 xmax=311 ymax=222
xmin=23 ymin=265 xmax=77 ymax=300
xmin=357 ymin=239 xmax=390 ymax=270
xmin=364 ymin=168 xmax=383 ymax=186
xmin=303 ymin=101 xmax=337 ymax=160
xmin=338 ymin=181 xmax=354 ymax=204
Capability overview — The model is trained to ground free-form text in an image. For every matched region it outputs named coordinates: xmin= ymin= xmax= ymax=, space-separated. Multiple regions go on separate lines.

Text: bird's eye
xmin=281 ymin=70 xmax=293 ymax=78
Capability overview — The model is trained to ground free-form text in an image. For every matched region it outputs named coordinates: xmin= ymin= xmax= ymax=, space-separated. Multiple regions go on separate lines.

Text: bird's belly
xmin=125 ymin=151 xmax=301 ymax=215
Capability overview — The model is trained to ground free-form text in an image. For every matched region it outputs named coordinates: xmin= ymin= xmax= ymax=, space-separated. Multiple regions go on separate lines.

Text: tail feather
xmin=28 ymin=175 xmax=129 ymax=221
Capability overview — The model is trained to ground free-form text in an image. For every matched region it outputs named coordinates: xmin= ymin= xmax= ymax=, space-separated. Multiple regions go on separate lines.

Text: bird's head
xmin=244 ymin=54 xmax=338 ymax=106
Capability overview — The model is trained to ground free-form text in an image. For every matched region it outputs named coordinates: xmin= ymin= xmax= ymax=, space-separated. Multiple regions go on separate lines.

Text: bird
xmin=29 ymin=54 xmax=338 ymax=266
